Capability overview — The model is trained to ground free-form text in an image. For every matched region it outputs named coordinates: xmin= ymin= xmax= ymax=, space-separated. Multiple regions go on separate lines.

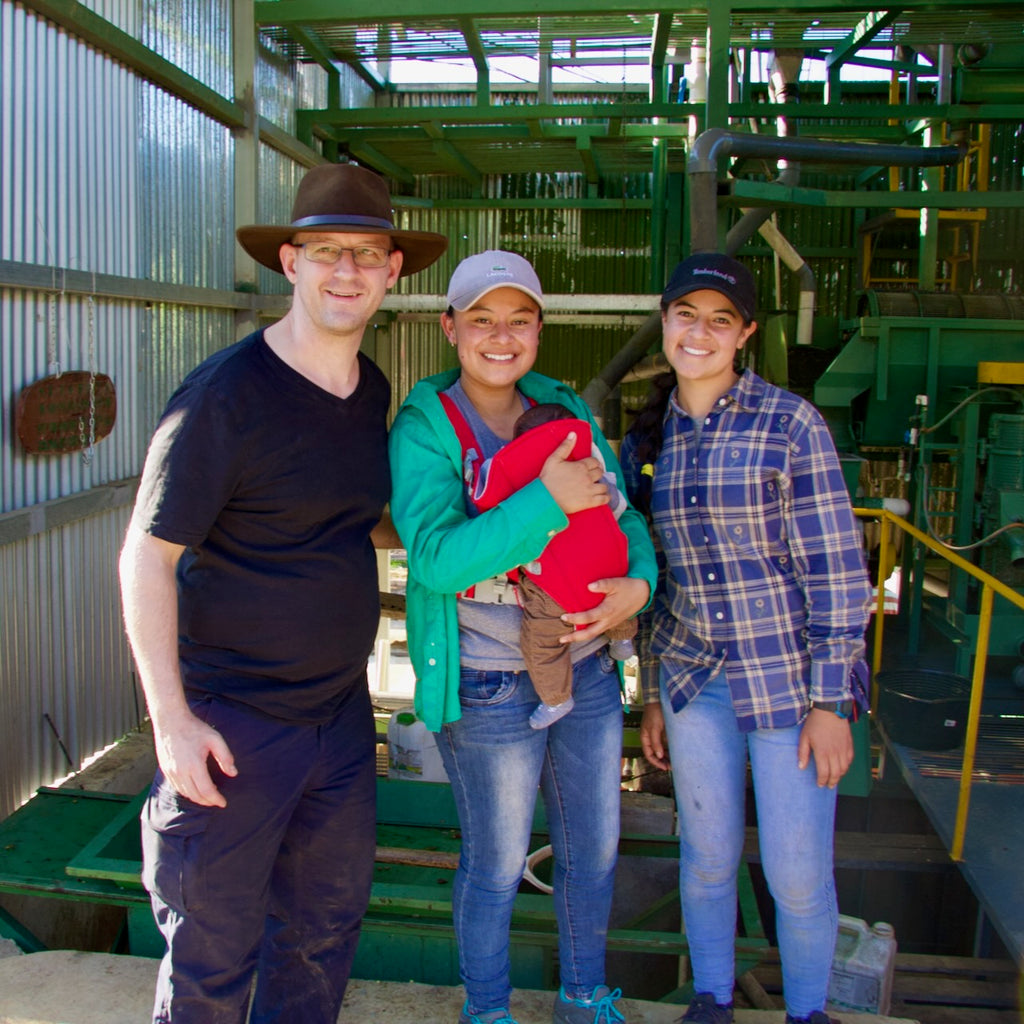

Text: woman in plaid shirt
xmin=620 ymin=253 xmax=872 ymax=1024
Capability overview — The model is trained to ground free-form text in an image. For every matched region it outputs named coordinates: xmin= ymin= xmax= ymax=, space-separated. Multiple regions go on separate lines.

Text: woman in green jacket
xmin=389 ymin=251 xmax=657 ymax=1024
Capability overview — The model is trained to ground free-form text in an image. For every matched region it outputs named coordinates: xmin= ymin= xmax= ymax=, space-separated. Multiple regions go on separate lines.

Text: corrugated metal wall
xmin=1 ymin=0 xmax=264 ymax=817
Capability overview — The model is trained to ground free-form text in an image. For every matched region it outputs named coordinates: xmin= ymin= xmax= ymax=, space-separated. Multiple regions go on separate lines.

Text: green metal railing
xmin=854 ymin=507 xmax=1024 ymax=862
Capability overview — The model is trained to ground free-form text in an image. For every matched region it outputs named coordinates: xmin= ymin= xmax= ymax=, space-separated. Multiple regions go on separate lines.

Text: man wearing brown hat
xmin=119 ymin=163 xmax=446 ymax=1024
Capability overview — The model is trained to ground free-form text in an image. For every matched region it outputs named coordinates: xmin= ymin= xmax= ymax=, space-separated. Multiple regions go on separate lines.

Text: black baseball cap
xmin=662 ymin=253 xmax=757 ymax=322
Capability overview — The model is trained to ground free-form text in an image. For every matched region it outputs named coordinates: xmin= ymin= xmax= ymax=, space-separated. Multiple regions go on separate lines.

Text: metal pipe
xmin=580 ymin=312 xmax=664 ymax=418
xmin=726 ymin=52 xmax=803 ymax=255
xmin=756 ymin=218 xmax=816 ymax=344
xmin=688 ymin=128 xmax=967 ymax=253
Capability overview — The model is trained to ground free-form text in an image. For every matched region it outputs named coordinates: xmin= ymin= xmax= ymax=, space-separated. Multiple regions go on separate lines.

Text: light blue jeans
xmin=437 ymin=648 xmax=623 ymax=1014
xmin=660 ymin=670 xmax=839 ymax=1019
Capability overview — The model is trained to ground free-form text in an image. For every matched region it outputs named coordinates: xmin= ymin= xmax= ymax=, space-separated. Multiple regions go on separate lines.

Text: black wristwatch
xmin=811 ymin=699 xmax=855 ymax=720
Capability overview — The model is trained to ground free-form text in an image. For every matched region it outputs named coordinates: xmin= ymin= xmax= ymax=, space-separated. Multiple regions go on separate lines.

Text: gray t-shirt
xmin=444 ymin=380 xmax=604 ymax=670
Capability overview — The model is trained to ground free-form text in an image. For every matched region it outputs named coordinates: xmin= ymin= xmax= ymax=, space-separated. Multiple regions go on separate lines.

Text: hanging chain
xmin=48 ymin=286 xmax=62 ymax=378
xmin=80 ymin=290 xmax=97 ymax=466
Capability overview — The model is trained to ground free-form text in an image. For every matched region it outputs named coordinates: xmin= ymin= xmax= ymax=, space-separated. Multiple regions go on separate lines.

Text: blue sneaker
xmin=458 ymin=1001 xmax=519 ymax=1024
xmin=529 ymin=697 xmax=575 ymax=730
xmin=677 ymin=993 xmax=734 ymax=1024
xmin=553 ymin=985 xmax=626 ymax=1023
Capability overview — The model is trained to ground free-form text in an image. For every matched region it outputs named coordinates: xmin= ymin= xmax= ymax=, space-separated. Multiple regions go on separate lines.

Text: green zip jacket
xmin=389 ymin=368 xmax=658 ymax=731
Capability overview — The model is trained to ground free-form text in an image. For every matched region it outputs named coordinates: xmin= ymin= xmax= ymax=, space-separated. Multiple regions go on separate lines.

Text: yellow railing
xmin=853 ymin=508 xmax=1024 ymax=862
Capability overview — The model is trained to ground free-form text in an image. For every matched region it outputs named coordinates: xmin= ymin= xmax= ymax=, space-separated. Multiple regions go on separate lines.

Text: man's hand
xmin=153 ymin=709 xmax=237 ymax=808
xmin=640 ymin=703 xmax=671 ymax=771
xmin=558 ymin=576 xmax=650 ymax=645
xmin=798 ymin=708 xmax=853 ymax=788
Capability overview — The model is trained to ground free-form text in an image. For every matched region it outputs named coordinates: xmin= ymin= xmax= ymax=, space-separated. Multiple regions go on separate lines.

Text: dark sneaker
xmin=553 ymin=985 xmax=625 ymax=1023
xmin=458 ymin=1001 xmax=519 ymax=1024
xmin=786 ymin=1013 xmax=839 ymax=1024
xmin=677 ymin=993 xmax=734 ymax=1024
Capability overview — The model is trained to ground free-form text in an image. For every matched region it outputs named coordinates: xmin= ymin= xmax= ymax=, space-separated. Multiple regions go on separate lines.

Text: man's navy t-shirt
xmin=132 ymin=330 xmax=390 ymax=723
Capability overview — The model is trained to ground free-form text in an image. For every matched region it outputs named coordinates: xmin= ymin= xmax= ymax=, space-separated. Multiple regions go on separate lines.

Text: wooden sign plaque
xmin=15 ymin=372 xmax=117 ymax=455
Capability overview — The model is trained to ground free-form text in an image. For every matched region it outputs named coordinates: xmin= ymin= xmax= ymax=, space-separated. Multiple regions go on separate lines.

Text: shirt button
xmin=707 ymin=572 xmax=716 ymax=581
xmin=715 ymin=612 xmax=724 ymax=620
xmin=718 ymin=398 xmax=727 ymax=406
xmin=690 ymin=496 xmax=697 ymax=504
xmin=692 ymin=457 xmax=698 ymax=465
xmin=704 ymin=417 xmax=711 ymax=425
xmin=428 ymin=657 xmax=436 ymax=666
xmin=547 ymin=529 xmax=557 ymax=537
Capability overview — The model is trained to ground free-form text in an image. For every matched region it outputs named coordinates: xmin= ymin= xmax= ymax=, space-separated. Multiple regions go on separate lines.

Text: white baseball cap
xmin=446 ymin=250 xmax=545 ymax=311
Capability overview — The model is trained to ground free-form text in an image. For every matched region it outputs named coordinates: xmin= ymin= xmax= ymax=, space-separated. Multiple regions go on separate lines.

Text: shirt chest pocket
xmin=705 ymin=442 xmax=791 ymax=555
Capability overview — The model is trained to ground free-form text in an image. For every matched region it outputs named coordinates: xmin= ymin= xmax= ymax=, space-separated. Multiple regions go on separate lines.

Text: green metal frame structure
xmin=21 ymin=1 xmax=1024 ymax=277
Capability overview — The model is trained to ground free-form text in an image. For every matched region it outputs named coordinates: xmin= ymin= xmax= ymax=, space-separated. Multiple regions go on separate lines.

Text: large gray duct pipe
xmin=581 ymin=312 xmax=664 ymax=419
xmin=689 ymin=128 xmax=968 ymax=253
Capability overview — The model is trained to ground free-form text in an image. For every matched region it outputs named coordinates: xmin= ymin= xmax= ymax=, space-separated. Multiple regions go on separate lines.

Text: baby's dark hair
xmin=513 ymin=402 xmax=575 ymax=438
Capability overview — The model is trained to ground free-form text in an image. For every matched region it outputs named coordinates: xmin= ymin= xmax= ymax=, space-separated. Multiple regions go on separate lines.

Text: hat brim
xmin=450 ymin=282 xmax=546 ymax=311
xmin=661 ymin=281 xmax=754 ymax=323
xmin=236 ymin=223 xmax=448 ymax=277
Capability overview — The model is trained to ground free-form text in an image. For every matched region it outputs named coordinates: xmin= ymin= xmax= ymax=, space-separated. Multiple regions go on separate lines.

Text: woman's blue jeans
xmin=437 ymin=648 xmax=623 ymax=1013
xmin=660 ymin=670 xmax=839 ymax=1018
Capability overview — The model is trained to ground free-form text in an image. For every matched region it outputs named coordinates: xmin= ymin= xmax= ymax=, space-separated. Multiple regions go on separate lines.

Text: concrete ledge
xmin=0 ymin=950 xmax=918 ymax=1024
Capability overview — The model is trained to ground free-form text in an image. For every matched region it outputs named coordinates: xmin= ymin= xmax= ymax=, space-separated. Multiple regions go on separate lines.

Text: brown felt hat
xmin=236 ymin=163 xmax=448 ymax=276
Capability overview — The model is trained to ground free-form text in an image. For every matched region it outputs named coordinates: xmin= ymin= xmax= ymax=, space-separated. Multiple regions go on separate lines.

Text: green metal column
xmin=705 ymin=5 xmax=731 ymax=251
xmin=233 ymin=0 xmax=260 ymax=339
xmin=325 ymin=70 xmax=341 ymax=164
xmin=704 ymin=5 xmax=731 ymax=131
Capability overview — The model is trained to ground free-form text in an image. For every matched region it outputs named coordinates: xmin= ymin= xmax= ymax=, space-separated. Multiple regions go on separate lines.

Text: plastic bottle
xmin=827 ymin=916 xmax=897 ymax=1015
xmin=386 ymin=711 xmax=449 ymax=782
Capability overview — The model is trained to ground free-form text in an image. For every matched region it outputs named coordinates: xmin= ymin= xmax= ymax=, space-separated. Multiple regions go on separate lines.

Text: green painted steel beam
xmin=432 ymin=140 xmax=484 ymax=189
xmin=577 ymin=135 xmax=600 ymax=184
xmin=825 ymin=10 xmax=903 ymax=70
xmin=0 ymin=907 xmax=47 ymax=954
xmin=23 ymin=0 xmax=246 ymax=128
xmin=705 ymin=3 xmax=731 ymax=133
xmin=458 ymin=16 xmax=491 ymax=105
xmin=729 ymin=101 xmax=1024 ymax=122
xmin=303 ymin=101 xmax=683 ymax=126
xmin=301 ymin=100 xmax=1024 ymax=132
xmin=405 ymin=197 xmax=655 ymax=209
xmin=258 ymin=117 xmax=324 ymax=168
xmin=649 ymin=12 xmax=674 ymax=105
xmin=727 ymin=181 xmax=1024 ymax=209
xmin=255 ymin=0 xmax=1024 ymax=24
xmin=839 ymin=54 xmax=928 ymax=74
xmin=288 ymin=23 xmax=386 ymax=91
xmin=348 ymin=143 xmax=417 ymax=186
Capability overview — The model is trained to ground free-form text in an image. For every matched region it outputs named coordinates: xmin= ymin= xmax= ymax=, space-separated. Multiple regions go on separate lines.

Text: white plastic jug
xmin=827 ymin=915 xmax=897 ymax=1015
xmin=387 ymin=711 xmax=449 ymax=782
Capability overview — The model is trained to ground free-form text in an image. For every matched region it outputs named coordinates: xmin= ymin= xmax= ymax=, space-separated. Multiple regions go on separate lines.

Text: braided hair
xmin=625 ymin=369 xmax=676 ymax=519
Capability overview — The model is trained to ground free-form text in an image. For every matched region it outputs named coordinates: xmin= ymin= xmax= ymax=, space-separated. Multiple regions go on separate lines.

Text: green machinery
xmin=813 ymin=291 xmax=1024 ymax=679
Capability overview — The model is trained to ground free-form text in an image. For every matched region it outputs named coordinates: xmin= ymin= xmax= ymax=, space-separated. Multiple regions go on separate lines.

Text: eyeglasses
xmin=294 ymin=242 xmax=392 ymax=268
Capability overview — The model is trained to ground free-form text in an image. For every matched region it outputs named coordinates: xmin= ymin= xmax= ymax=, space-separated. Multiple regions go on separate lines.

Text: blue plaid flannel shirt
xmin=620 ymin=370 xmax=872 ymax=732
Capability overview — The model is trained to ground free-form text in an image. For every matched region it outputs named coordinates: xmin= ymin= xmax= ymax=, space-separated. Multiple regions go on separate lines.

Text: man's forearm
xmin=118 ymin=525 xmax=190 ymax=730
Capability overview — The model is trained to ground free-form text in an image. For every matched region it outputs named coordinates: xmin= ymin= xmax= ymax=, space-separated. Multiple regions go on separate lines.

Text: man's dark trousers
xmin=142 ymin=683 xmax=377 ymax=1024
